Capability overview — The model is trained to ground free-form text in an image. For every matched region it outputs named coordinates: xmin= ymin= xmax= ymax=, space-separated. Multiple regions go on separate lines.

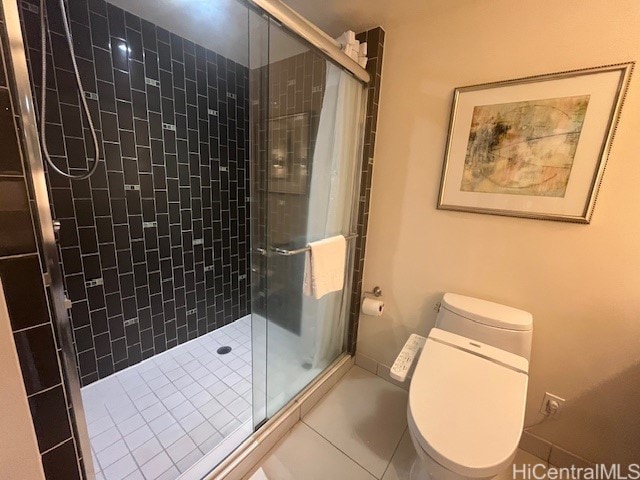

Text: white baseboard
xmin=520 ymin=431 xmax=594 ymax=468
xmin=518 ymin=431 xmax=552 ymax=462
xmin=355 ymin=352 xmax=411 ymax=390
xmin=548 ymin=444 xmax=594 ymax=469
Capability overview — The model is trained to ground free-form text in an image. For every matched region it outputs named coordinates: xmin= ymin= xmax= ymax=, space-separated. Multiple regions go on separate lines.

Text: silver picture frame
xmin=438 ymin=63 xmax=633 ymax=223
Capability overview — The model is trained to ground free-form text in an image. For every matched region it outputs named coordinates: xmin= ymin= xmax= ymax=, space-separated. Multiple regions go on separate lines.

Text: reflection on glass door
xmin=250 ymin=13 xmax=366 ymax=425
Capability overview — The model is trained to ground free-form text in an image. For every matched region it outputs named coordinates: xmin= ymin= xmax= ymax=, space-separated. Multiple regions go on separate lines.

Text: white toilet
xmin=407 ymin=293 xmax=533 ymax=480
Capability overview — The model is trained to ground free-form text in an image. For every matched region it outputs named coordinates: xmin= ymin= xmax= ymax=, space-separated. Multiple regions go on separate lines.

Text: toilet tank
xmin=436 ymin=293 xmax=533 ymax=360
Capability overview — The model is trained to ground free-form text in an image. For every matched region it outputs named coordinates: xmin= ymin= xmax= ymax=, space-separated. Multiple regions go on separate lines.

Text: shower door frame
xmin=2 ymin=0 xmax=370 ymax=477
xmin=249 ymin=0 xmax=370 ymax=83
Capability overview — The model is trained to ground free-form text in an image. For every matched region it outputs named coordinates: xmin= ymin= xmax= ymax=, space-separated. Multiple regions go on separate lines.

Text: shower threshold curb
xmin=204 ymin=353 xmax=355 ymax=480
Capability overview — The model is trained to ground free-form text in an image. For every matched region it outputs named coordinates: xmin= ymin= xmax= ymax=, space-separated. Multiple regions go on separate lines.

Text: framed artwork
xmin=268 ymin=112 xmax=310 ymax=195
xmin=438 ymin=63 xmax=633 ymax=223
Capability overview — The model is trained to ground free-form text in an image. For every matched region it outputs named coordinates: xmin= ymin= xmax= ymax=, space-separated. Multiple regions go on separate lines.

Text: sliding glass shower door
xmin=250 ymin=12 xmax=366 ymax=425
xmin=8 ymin=0 xmax=367 ymax=474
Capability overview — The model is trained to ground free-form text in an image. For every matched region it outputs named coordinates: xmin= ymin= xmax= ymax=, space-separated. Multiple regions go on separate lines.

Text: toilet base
xmin=409 ymin=431 xmax=469 ymax=480
xmin=410 ymin=457 xmax=428 ymax=480
xmin=409 ymin=456 xmax=475 ymax=480
xmin=408 ymin=427 xmax=495 ymax=480
xmin=410 ymin=456 xmax=495 ymax=480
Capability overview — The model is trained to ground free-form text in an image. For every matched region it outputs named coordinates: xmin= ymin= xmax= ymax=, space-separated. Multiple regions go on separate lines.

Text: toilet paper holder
xmin=366 ymin=286 xmax=383 ymax=297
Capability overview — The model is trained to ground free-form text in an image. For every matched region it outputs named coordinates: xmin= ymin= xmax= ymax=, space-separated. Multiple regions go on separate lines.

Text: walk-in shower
xmin=7 ymin=0 xmax=369 ymax=477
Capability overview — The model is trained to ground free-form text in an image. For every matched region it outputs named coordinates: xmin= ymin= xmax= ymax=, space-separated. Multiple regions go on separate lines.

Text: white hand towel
xmin=302 ymin=235 xmax=346 ymax=300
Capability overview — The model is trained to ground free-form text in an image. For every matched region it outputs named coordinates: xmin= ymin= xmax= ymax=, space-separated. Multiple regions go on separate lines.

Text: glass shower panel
xmin=258 ymin=18 xmax=366 ymax=419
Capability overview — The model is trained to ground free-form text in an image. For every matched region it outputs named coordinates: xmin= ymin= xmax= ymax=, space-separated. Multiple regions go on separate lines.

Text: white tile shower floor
xmin=82 ymin=315 xmax=253 ymax=480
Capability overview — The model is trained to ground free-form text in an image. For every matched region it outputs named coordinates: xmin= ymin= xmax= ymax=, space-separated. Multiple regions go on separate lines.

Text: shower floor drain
xmin=217 ymin=346 xmax=232 ymax=355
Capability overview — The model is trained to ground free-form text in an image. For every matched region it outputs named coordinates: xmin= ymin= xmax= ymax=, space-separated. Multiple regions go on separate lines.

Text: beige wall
xmin=0 ymin=280 xmax=45 ymax=480
xmin=358 ymin=0 xmax=640 ymax=465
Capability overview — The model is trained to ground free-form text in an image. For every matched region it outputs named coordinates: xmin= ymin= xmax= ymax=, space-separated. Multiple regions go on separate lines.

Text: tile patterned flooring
xmin=247 ymin=366 xmax=549 ymax=480
xmin=83 ymin=326 xmax=550 ymax=480
xmin=82 ymin=316 xmax=253 ymax=480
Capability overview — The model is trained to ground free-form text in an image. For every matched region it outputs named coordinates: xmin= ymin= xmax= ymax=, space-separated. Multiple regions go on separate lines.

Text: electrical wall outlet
xmin=540 ymin=392 xmax=565 ymax=418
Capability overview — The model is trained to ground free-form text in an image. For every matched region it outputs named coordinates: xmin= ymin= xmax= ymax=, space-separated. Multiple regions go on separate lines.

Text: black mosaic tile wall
xmin=19 ymin=0 xmax=251 ymax=385
xmin=0 ymin=4 xmax=85 ymax=479
xmin=249 ymin=50 xmax=326 ymax=334
xmin=349 ymin=27 xmax=385 ymax=354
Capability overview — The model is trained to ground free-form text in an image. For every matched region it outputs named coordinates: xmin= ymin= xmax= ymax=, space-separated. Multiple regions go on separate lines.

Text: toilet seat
xmin=408 ymin=329 xmax=528 ymax=478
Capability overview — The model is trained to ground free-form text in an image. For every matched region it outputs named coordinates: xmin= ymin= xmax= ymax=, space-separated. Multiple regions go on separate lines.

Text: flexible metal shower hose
xmin=39 ymin=0 xmax=101 ymax=180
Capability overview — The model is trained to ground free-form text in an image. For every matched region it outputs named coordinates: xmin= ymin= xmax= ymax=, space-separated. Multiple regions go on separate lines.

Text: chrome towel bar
xmin=273 ymin=233 xmax=358 ymax=256
xmin=265 ymin=233 xmax=358 ymax=257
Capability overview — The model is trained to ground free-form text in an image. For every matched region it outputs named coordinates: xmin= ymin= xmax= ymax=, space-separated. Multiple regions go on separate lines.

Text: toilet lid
xmin=408 ymin=329 xmax=528 ymax=478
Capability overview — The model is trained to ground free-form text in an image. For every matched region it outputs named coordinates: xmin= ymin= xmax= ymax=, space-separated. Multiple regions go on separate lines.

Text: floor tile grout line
xmin=106 ymin=365 xmax=202 ymax=478
xmin=379 ymin=425 xmax=408 ymax=480
xmin=92 ymin=407 xmax=123 ymax=455
xmin=138 ymin=356 xmax=220 ymax=476
xmin=141 ymin=448 xmax=177 ymax=480
xmin=301 ymin=420 xmax=382 ymax=479
xmin=95 ymin=407 xmax=137 ymax=472
xmin=85 ymin=318 xmax=255 ymax=479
